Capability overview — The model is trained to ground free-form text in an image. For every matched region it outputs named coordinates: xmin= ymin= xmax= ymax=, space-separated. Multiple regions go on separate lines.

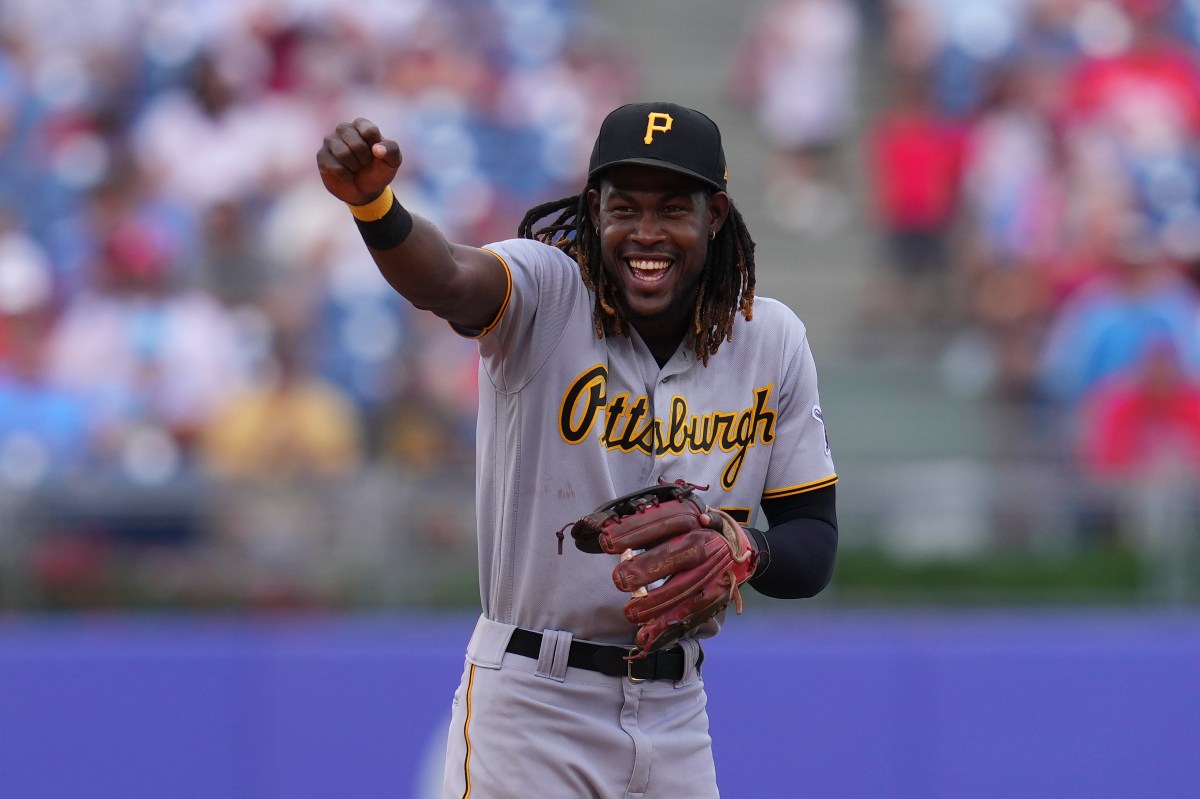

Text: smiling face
xmin=588 ymin=165 xmax=729 ymax=358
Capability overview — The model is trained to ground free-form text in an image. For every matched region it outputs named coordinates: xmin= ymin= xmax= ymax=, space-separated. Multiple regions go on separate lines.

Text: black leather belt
xmin=505 ymin=628 xmax=700 ymax=682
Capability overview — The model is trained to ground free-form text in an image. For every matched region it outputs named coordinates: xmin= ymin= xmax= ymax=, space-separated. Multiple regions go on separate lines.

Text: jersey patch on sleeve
xmin=813 ymin=405 xmax=830 ymax=456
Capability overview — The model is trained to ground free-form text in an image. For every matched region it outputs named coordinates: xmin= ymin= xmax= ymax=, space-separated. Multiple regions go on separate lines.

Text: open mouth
xmin=627 ymin=258 xmax=672 ymax=284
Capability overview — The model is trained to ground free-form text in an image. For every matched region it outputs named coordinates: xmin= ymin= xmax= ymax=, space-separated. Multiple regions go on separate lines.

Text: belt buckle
xmin=626 ymin=651 xmax=646 ymax=684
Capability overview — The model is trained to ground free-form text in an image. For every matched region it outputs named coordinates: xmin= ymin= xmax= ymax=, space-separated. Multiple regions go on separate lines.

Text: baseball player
xmin=316 ymin=101 xmax=838 ymax=798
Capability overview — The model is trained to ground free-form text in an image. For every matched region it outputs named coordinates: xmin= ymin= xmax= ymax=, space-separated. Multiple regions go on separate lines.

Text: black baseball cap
xmin=588 ymin=101 xmax=728 ymax=192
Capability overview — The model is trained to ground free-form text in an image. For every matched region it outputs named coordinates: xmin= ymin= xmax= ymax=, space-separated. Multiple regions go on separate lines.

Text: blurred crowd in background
xmin=735 ymin=0 xmax=1200 ymax=600
xmin=0 ymin=0 xmax=1197 ymax=609
xmin=0 ymin=0 xmax=637 ymax=608
xmin=888 ymin=0 xmax=1200 ymax=598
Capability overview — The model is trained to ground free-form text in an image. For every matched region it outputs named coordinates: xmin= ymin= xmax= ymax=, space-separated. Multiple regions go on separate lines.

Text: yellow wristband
xmin=347 ymin=186 xmax=395 ymax=222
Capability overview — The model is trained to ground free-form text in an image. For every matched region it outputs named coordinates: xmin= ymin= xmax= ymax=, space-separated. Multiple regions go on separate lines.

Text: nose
xmin=630 ymin=212 xmax=664 ymax=244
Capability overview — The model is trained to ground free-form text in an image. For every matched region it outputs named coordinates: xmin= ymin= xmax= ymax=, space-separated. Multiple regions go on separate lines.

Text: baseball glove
xmin=569 ymin=480 xmax=758 ymax=658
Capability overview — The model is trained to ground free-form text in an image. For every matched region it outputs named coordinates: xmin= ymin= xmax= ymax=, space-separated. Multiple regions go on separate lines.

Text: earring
xmin=709 ymin=229 xmax=716 ymax=240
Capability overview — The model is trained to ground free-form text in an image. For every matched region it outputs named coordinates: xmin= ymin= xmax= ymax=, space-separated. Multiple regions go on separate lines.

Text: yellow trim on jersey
xmin=449 ymin=247 xmax=513 ymax=340
xmin=461 ymin=664 xmax=476 ymax=798
xmin=762 ymin=474 xmax=838 ymax=500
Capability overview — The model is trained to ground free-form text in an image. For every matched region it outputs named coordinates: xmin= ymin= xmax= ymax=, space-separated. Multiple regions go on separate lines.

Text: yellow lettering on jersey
xmin=644 ymin=112 xmax=673 ymax=144
xmin=607 ymin=394 xmax=650 ymax=450
xmin=558 ymin=366 xmax=777 ymax=490
xmin=559 ymin=365 xmax=607 ymax=443
xmin=603 ymin=392 xmax=629 ymax=443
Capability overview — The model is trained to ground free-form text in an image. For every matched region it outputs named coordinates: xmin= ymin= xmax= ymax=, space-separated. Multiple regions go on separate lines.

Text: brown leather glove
xmin=570 ymin=480 xmax=758 ymax=658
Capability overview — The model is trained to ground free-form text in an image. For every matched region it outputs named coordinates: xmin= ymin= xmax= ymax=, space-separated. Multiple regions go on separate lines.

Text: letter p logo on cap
xmin=643 ymin=112 xmax=673 ymax=145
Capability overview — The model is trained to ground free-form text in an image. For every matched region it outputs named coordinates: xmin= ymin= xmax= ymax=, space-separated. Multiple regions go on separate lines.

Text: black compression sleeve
xmin=745 ymin=484 xmax=838 ymax=599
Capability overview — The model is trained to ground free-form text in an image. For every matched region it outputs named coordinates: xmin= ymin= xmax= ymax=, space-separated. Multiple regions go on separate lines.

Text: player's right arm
xmin=316 ymin=117 xmax=508 ymax=331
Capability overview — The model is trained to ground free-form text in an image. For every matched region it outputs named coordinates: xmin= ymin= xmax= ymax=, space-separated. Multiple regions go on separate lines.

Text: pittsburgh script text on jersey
xmin=559 ymin=364 xmax=777 ymax=490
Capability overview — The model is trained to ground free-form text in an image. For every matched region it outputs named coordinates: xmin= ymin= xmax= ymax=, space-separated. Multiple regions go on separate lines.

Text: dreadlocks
xmin=516 ymin=183 xmax=757 ymax=365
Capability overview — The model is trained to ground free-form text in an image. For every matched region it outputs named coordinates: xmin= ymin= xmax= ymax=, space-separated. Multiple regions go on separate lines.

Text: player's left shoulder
xmin=736 ymin=295 xmax=809 ymax=340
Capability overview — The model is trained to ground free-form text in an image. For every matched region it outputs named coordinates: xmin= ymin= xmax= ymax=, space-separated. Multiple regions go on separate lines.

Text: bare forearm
xmin=318 ymin=118 xmax=508 ymax=330
xmin=367 ymin=211 xmax=505 ymax=328
xmin=365 ymin=209 xmax=465 ymax=310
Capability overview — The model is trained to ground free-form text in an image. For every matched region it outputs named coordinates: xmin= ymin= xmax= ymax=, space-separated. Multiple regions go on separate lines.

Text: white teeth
xmin=628 ymin=259 xmax=670 ymax=279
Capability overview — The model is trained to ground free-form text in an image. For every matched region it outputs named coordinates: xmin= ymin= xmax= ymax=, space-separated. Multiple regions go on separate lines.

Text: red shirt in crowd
xmin=1081 ymin=354 xmax=1200 ymax=478
xmin=1065 ymin=42 xmax=1200 ymax=135
xmin=868 ymin=107 xmax=965 ymax=232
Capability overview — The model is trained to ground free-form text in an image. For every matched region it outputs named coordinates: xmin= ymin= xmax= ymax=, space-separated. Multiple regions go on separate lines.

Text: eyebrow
xmin=605 ymin=186 xmax=698 ymax=203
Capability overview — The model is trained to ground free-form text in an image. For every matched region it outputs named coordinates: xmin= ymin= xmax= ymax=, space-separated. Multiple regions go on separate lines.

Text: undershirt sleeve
xmin=746 ymin=484 xmax=837 ymax=599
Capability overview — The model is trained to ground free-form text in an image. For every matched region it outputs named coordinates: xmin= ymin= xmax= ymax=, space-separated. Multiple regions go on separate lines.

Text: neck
xmin=632 ymin=322 xmax=685 ymax=368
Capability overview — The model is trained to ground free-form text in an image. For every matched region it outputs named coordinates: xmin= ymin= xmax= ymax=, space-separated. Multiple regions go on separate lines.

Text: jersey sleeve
xmin=763 ymin=322 xmax=837 ymax=500
xmin=471 ymin=238 xmax=589 ymax=394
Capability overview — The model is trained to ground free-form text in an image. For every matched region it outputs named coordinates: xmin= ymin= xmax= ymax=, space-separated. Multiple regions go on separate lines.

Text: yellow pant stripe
xmin=461 ymin=664 xmax=476 ymax=798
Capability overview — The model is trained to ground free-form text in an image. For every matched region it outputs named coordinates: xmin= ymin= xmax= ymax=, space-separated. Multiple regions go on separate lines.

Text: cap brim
xmin=588 ymin=158 xmax=724 ymax=192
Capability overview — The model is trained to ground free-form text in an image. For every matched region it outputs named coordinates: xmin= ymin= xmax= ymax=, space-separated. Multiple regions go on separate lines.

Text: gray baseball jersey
xmin=466 ymin=237 xmax=836 ymax=645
